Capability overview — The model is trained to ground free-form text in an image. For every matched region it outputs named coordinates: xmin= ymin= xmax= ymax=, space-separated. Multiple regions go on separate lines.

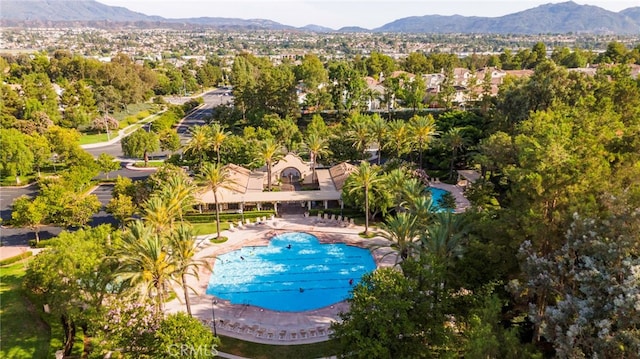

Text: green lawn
xmin=112 ymin=103 xmax=159 ymax=122
xmin=79 ymin=132 xmax=111 ymax=145
xmin=0 ymin=260 xmax=50 ymax=359
xmin=192 ymin=222 xmax=230 ymax=236
xmin=216 ymin=335 xmax=339 ymax=359
xmin=0 ymin=174 xmax=36 ymax=186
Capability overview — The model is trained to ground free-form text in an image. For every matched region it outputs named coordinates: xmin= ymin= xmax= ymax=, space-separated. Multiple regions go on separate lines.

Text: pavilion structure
xmin=195 ymin=153 xmax=356 ymax=215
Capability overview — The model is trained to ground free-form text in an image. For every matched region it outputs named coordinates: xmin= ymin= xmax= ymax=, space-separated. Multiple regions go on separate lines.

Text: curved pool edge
xmin=164 ymin=216 xmax=399 ymax=344
xmin=206 ymin=232 xmax=377 ymax=312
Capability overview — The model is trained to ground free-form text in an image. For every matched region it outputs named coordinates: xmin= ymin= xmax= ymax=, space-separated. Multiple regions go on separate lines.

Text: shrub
xmin=122 ymin=115 xmax=138 ymax=127
xmin=136 ymin=110 xmax=151 ymax=120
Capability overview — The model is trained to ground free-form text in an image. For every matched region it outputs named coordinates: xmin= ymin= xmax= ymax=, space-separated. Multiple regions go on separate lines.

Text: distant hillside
xmin=375 ymin=1 xmax=640 ymax=34
xmin=489 ymin=2 xmax=639 ymax=34
xmin=165 ymin=17 xmax=294 ymax=30
xmin=337 ymin=26 xmax=371 ymax=33
xmin=2 ymin=0 xmax=639 ymax=34
xmin=0 ymin=0 xmax=161 ymax=22
xmin=620 ymin=7 xmax=640 ymax=24
xmin=300 ymin=24 xmax=335 ymax=33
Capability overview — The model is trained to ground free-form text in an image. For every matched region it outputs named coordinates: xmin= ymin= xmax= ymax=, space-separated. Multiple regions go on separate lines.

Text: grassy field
xmin=112 ymin=103 xmax=159 ymax=122
xmin=192 ymin=222 xmax=230 ymax=236
xmin=79 ymin=104 xmax=161 ymax=145
xmin=216 ymin=335 xmax=339 ymax=359
xmin=0 ymin=174 xmax=36 ymax=186
xmin=0 ymin=260 xmax=50 ymax=359
xmin=79 ymin=132 xmax=111 ymax=145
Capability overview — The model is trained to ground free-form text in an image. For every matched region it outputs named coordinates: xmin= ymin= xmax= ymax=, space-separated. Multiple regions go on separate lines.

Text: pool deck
xmin=165 ymin=215 xmax=397 ymax=345
xmin=429 ymin=181 xmax=471 ymax=213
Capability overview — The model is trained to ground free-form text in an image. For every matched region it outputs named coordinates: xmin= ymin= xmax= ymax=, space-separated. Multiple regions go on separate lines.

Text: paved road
xmin=0 ymin=184 xmax=122 ymax=246
xmin=0 ymin=183 xmax=63 ymax=245
xmin=85 ymin=89 xmax=231 ymax=159
xmin=89 ymin=184 xmax=119 ymax=228
xmin=176 ymin=88 xmax=233 ymax=139
xmin=0 ymin=184 xmax=38 ymax=223
xmin=0 ymin=184 xmax=62 ymax=246
xmin=0 ymin=168 xmax=152 ymax=246
xmin=96 ymin=163 xmax=155 ymax=181
xmin=0 ymin=89 xmax=232 ymax=247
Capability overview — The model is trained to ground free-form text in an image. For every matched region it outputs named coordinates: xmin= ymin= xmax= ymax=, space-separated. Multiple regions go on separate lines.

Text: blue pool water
xmin=428 ymin=187 xmax=453 ymax=212
xmin=206 ymin=232 xmax=376 ymax=312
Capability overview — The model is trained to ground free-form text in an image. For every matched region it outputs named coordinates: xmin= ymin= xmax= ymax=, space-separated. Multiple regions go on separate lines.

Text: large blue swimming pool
xmin=206 ymin=232 xmax=376 ymax=312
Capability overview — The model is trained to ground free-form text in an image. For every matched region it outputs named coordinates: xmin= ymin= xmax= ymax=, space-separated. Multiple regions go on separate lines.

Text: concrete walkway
xmin=165 ymin=215 xmax=396 ymax=345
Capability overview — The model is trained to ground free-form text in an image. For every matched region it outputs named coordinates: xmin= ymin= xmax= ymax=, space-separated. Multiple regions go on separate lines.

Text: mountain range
xmin=2 ymin=0 xmax=639 ymax=34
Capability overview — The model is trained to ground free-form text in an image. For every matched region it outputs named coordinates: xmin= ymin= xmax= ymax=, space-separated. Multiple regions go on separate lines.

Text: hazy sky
xmin=98 ymin=0 xmax=640 ymax=29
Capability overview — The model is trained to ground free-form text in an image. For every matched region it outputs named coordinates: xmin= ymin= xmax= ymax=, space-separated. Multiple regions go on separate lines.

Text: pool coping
xmin=164 ymin=215 xmax=397 ymax=345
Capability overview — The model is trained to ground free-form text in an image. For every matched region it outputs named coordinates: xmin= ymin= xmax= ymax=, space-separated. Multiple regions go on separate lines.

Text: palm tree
xmin=167 ymin=223 xmax=211 ymax=317
xmin=142 ymin=196 xmax=176 ymax=235
xmin=402 ymin=178 xmax=429 ymax=207
xmin=420 ymin=212 xmax=469 ymax=261
xmin=385 ymin=120 xmax=410 ymax=159
xmin=348 ymin=161 xmax=383 ymax=235
xmin=305 ymin=133 xmax=332 ymax=183
xmin=369 ymin=114 xmax=388 ymax=165
xmin=409 ymin=115 xmax=439 ymax=169
xmin=197 ymin=162 xmax=237 ymax=239
xmin=441 ymin=127 xmax=470 ymax=180
xmin=406 ymin=193 xmax=436 ymax=230
xmin=158 ymin=173 xmax=196 ymax=223
xmin=378 ymin=212 xmax=420 ymax=263
xmin=346 ymin=114 xmax=371 ymax=156
xmin=363 ymin=87 xmax=381 ymax=112
xmin=183 ymin=125 xmax=210 ymax=167
xmin=382 ymin=77 xmax=400 ymax=121
xmin=208 ymin=123 xmax=229 ymax=164
xmin=116 ymin=220 xmax=176 ymax=316
xmin=384 ymin=168 xmax=409 ymax=213
xmin=255 ymin=138 xmax=285 ymax=192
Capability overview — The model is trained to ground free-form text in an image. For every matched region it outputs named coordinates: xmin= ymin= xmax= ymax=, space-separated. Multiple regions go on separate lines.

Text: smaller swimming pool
xmin=428 ymin=187 xmax=454 ymax=212
xmin=206 ymin=232 xmax=376 ymax=312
